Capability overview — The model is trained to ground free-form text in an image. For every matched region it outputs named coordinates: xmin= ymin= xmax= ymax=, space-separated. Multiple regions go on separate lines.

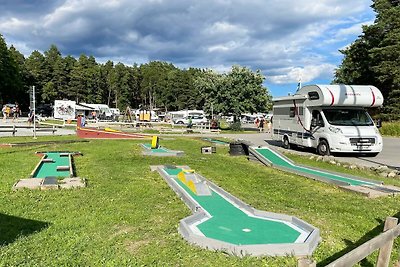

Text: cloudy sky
xmin=0 ymin=0 xmax=375 ymax=96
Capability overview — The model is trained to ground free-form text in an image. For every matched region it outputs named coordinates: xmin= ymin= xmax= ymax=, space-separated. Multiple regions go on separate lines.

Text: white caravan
xmin=272 ymin=84 xmax=384 ymax=156
xmin=81 ymin=103 xmax=113 ymax=120
xmin=54 ymin=100 xmax=76 ymax=120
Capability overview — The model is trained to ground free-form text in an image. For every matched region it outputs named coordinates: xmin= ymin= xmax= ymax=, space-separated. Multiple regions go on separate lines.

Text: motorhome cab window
xmin=323 ymin=109 xmax=374 ymax=126
xmin=311 ymin=110 xmax=324 ymax=127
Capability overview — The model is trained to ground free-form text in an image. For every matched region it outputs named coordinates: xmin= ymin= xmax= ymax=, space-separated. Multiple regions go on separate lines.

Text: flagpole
xmin=33 ymin=86 xmax=37 ymax=139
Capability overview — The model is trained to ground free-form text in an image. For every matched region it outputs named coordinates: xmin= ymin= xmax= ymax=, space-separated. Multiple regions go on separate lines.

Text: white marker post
xmin=32 ymin=85 xmax=37 ymax=139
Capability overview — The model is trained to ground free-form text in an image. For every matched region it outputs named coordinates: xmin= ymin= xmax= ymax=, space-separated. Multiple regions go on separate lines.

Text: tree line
xmin=334 ymin=0 xmax=400 ymax=120
xmin=0 ymin=35 xmax=272 ymax=117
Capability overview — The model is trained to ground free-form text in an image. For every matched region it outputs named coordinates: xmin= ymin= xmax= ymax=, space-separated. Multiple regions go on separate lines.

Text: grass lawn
xmin=380 ymin=121 xmax=400 ymax=137
xmin=1 ymin=136 xmax=400 ymax=266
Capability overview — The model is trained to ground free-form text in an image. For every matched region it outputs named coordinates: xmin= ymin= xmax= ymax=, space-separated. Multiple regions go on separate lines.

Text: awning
xmin=76 ymin=104 xmax=94 ymax=111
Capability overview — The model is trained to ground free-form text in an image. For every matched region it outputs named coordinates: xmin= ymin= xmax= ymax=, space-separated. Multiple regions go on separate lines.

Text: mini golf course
xmin=249 ymin=146 xmax=400 ymax=197
xmin=152 ymin=165 xmax=320 ymax=256
xmin=13 ymin=151 xmax=86 ymax=190
xmin=32 ymin=152 xmax=73 ymax=178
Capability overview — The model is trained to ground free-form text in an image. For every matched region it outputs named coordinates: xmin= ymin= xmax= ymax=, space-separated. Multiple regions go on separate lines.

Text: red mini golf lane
xmin=76 ymin=117 xmax=148 ymax=139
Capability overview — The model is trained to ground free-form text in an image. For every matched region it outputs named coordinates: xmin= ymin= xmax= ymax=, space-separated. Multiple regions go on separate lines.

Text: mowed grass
xmin=0 ymin=136 xmax=400 ymax=266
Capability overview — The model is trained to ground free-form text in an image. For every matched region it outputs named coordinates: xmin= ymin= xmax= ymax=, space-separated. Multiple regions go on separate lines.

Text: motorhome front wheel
xmin=317 ymin=140 xmax=330 ymax=156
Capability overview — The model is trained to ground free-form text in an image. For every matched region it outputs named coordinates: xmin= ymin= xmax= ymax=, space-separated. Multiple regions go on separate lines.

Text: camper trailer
xmin=54 ymin=100 xmax=76 ymax=120
xmin=272 ymin=84 xmax=384 ymax=156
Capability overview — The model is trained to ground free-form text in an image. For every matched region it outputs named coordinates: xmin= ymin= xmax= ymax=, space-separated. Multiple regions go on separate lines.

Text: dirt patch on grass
xmin=125 ymin=239 xmax=151 ymax=254
xmin=109 ymin=225 xmax=135 ymax=239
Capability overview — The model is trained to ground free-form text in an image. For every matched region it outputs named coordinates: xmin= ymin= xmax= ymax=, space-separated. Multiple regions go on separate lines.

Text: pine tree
xmin=335 ymin=0 xmax=400 ymax=119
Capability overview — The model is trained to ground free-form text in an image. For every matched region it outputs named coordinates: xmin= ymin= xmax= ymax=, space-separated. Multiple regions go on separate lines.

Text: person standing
xmin=28 ymin=107 xmax=34 ymax=126
xmin=5 ymin=105 xmax=11 ymax=119
xmin=12 ymin=105 xmax=17 ymax=122
xmin=187 ymin=117 xmax=193 ymax=129
xmin=267 ymin=118 xmax=272 ymax=134
xmin=259 ymin=117 xmax=265 ymax=132
xmin=2 ymin=105 xmax=7 ymax=122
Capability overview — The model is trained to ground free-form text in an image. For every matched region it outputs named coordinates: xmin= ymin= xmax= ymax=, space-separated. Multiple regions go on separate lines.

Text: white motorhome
xmin=272 ymin=84 xmax=384 ymax=156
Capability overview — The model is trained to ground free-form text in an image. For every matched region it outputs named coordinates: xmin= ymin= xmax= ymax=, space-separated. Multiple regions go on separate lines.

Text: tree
xmin=68 ymin=55 xmax=102 ymax=103
xmin=25 ymin=50 xmax=47 ymax=102
xmin=195 ymin=66 xmax=272 ymax=120
xmin=335 ymin=0 xmax=400 ymax=119
xmin=8 ymin=45 xmax=28 ymax=106
xmin=0 ymin=34 xmax=23 ymax=104
xmin=139 ymin=61 xmax=177 ymax=109
xmin=43 ymin=45 xmax=69 ymax=102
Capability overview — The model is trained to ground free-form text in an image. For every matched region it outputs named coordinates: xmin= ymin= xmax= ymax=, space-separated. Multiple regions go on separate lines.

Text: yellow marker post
xmin=177 ymin=171 xmax=186 ymax=183
xmin=187 ymin=180 xmax=197 ymax=194
xmin=151 ymin=136 xmax=159 ymax=149
xmin=177 ymin=170 xmax=199 ymax=195
xmin=104 ymin=127 xmax=121 ymax=133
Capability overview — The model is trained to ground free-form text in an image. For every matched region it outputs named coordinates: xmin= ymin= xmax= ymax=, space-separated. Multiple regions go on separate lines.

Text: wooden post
xmin=298 ymin=258 xmax=316 ymax=267
xmin=377 ymin=216 xmax=398 ymax=267
xmin=326 ymin=221 xmax=400 ymax=267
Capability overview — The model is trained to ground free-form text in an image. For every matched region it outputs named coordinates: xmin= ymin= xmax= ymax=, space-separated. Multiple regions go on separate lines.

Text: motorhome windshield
xmin=99 ymin=106 xmax=110 ymax=114
xmin=323 ymin=109 xmax=374 ymax=126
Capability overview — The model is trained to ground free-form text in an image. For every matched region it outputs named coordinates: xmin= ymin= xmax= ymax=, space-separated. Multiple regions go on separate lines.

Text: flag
xmin=296 ymin=78 xmax=302 ymax=92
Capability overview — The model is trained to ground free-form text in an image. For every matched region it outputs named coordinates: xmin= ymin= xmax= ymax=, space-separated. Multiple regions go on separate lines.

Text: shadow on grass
xmin=318 ymin=212 xmax=400 ymax=266
xmin=0 ymin=213 xmax=50 ymax=246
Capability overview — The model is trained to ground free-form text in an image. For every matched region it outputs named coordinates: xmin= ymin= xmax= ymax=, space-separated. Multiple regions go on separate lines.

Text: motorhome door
xmin=310 ymin=110 xmax=324 ymax=145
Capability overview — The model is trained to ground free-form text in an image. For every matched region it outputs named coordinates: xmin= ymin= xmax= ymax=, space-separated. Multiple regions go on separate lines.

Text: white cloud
xmin=207 ymin=21 xmax=248 ymax=36
xmin=335 ymin=20 xmax=373 ymax=38
xmin=0 ymin=17 xmax=31 ymax=33
xmin=268 ymin=64 xmax=336 ymax=84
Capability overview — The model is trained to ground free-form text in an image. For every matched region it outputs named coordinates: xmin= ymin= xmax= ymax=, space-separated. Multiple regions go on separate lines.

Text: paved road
xmin=219 ymin=132 xmax=400 ymax=170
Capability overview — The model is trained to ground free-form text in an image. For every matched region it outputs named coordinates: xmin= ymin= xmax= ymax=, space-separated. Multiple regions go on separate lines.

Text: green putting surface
xmin=143 ymin=143 xmax=170 ymax=153
xmin=33 ymin=152 xmax=71 ymax=178
xmin=164 ymin=167 xmax=305 ymax=245
xmin=203 ymin=138 xmax=229 ymax=145
xmin=164 ymin=168 xmax=183 ymax=176
xmin=255 ymin=148 xmax=377 ymax=186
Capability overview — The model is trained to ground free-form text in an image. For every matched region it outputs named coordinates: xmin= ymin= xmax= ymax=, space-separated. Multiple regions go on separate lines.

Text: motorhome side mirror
xmin=376 ymin=119 xmax=382 ymax=128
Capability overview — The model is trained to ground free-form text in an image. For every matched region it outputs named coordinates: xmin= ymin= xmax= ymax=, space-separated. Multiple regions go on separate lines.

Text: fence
xmin=299 ymin=216 xmax=400 ymax=267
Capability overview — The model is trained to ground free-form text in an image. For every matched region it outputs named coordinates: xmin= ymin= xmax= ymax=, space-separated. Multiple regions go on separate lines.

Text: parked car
xmin=110 ymin=108 xmax=120 ymax=116
xmin=36 ymin=104 xmax=53 ymax=117
xmin=110 ymin=108 xmax=120 ymax=121
xmin=174 ymin=115 xmax=208 ymax=125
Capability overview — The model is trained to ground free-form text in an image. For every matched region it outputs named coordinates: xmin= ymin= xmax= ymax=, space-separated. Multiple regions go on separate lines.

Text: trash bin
xmin=229 ymin=142 xmax=245 ymax=156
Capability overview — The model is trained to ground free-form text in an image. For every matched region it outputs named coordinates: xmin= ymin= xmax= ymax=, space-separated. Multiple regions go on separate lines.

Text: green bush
xmin=379 ymin=121 xmax=400 ymax=136
xmin=230 ymin=122 xmax=242 ymax=131
xmin=218 ymin=119 xmax=230 ymax=130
